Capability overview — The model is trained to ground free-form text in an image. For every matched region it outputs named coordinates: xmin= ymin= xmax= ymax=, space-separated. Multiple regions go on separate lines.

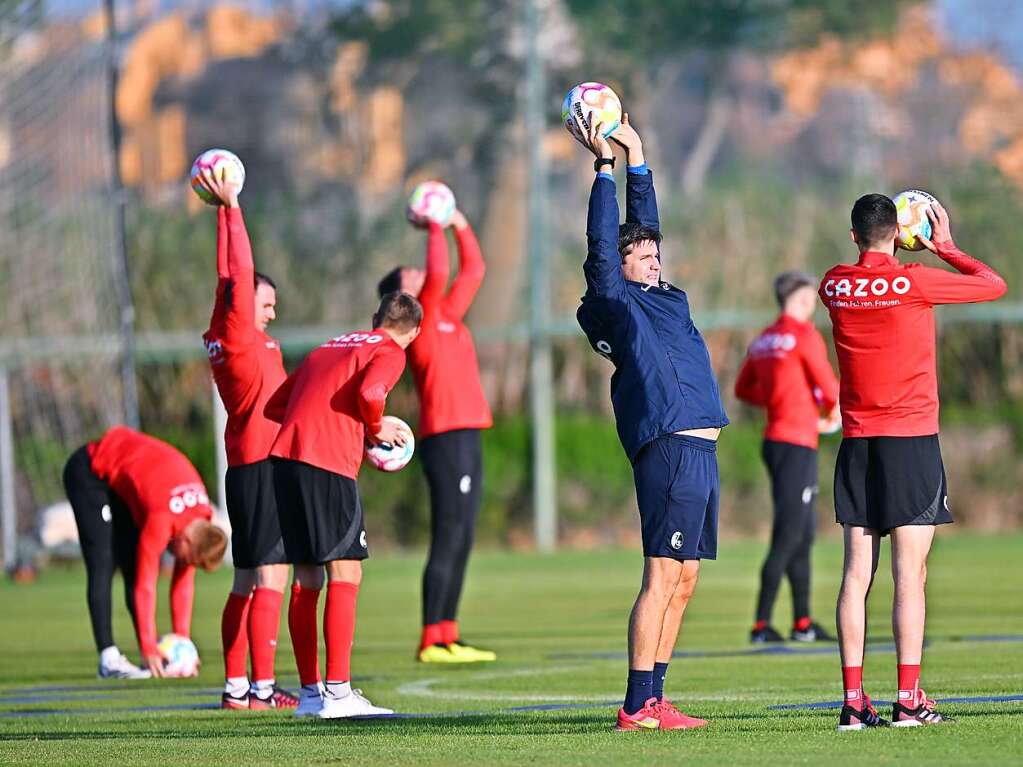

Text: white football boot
xmin=97 ymin=648 xmax=152 ymax=680
xmin=294 ymin=682 xmax=325 ymax=718
xmin=318 ymin=684 xmax=394 ymax=719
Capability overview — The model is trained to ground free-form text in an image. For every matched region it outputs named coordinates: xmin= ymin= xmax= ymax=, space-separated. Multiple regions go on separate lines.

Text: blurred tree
xmin=564 ymin=0 xmax=916 ymax=196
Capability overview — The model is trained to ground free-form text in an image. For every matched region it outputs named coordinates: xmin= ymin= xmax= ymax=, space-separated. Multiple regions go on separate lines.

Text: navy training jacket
xmin=577 ymin=170 xmax=729 ymax=463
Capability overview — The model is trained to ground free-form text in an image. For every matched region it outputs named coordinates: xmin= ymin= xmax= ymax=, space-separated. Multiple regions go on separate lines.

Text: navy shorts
xmin=632 ymin=434 xmax=719 ymax=560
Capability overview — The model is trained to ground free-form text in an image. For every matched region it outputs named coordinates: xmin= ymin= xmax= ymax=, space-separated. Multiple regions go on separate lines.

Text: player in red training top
xmin=265 ymin=291 xmax=422 ymax=719
xmin=62 ymin=426 xmax=227 ymax=679
xmin=197 ymin=170 xmax=298 ymax=711
xmin=821 ymin=195 xmax=1006 ymax=731
xmin=735 ymin=271 xmax=840 ymax=645
xmin=377 ymin=207 xmax=495 ymax=663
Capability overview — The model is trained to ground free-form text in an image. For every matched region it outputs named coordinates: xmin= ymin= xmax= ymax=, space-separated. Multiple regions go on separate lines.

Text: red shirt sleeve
xmin=357 ymin=346 xmax=407 ymax=434
xmin=800 ymin=328 xmax=839 ymax=412
xmin=209 ymin=207 xmax=230 ymax=330
xmin=264 ymin=371 xmax=298 ymax=423
xmin=734 ymin=354 xmax=765 ymax=406
xmin=442 ymin=223 xmax=485 ymax=320
xmin=133 ymin=519 xmax=171 ymax=656
xmin=916 ymin=241 xmax=1007 ymax=305
xmin=170 ymin=558 xmax=196 ymax=638
xmin=223 ymin=207 xmax=256 ymax=348
xmin=419 ymin=223 xmax=449 ymax=311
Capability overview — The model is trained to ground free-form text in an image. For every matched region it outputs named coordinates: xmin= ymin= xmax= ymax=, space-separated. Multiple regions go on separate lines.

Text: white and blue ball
xmin=364 ymin=416 xmax=415 ymax=472
xmin=157 ymin=633 xmax=199 ymax=677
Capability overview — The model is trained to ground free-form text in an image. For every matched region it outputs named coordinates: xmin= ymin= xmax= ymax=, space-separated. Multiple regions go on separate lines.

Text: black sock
xmin=623 ymin=669 xmax=654 ymax=715
xmin=652 ymin=662 xmax=669 ymax=701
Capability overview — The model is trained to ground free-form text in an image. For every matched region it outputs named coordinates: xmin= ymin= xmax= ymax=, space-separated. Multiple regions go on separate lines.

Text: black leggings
xmin=420 ymin=429 xmax=483 ymax=627
xmin=755 ymin=440 xmax=818 ymax=624
xmin=62 ymin=446 xmax=139 ymax=653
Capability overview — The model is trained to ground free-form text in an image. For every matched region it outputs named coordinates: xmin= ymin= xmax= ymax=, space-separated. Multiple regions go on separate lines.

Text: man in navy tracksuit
xmin=574 ymin=114 xmax=729 ymax=731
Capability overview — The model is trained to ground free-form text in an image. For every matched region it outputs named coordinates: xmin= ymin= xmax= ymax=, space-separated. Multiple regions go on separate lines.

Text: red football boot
xmin=615 ymin=697 xmax=661 ymax=731
xmin=655 ymin=699 xmax=708 ymax=729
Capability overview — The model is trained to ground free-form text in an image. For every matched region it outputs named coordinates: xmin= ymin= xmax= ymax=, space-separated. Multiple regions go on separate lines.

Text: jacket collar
xmin=857 ymin=250 xmax=900 ymax=268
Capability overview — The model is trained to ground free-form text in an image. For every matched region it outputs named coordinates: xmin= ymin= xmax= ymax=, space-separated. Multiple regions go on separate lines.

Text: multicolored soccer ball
xmin=189 ymin=148 xmax=246 ymax=205
xmin=157 ymin=633 xmax=199 ymax=677
xmin=407 ymin=181 xmax=456 ymax=227
xmin=364 ymin=416 xmax=415 ymax=473
xmin=894 ymin=189 xmax=939 ymax=251
xmin=562 ymin=82 xmax=622 ymax=145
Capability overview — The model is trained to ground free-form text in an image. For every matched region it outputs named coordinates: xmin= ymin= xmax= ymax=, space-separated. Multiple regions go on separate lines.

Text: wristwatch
xmin=594 ymin=156 xmax=616 ymax=172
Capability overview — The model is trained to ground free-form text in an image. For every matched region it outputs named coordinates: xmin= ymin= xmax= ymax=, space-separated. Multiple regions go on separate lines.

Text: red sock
xmin=324 ymin=581 xmax=359 ymax=683
xmin=420 ymin=623 xmax=444 ymax=650
xmin=221 ymin=592 xmax=251 ymax=680
xmin=842 ymin=666 xmax=864 ymax=710
xmin=897 ymin=664 xmax=920 ymax=705
xmin=288 ymin=584 xmax=321 ymax=687
xmin=753 ymin=620 xmax=767 ymax=632
xmin=439 ymin=620 xmax=459 ymax=645
xmin=794 ymin=616 xmax=812 ymax=632
xmin=248 ymin=588 xmax=284 ymax=683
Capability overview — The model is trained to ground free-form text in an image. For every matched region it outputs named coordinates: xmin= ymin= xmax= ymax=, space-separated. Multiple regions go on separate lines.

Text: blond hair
xmin=194 ymin=522 xmax=228 ymax=571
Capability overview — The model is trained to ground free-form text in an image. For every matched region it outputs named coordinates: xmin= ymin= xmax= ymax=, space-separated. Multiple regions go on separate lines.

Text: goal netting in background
xmin=0 ymin=1 xmax=129 ymax=566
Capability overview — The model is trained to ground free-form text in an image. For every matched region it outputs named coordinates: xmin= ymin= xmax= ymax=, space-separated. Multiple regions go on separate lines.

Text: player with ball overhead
xmin=822 ymin=193 xmax=1006 ymax=730
xmin=377 ymin=182 xmax=495 ymax=664
xmin=570 ymin=91 xmax=728 ymax=731
xmin=62 ymin=426 xmax=228 ymax=679
xmin=264 ymin=291 xmax=422 ymax=718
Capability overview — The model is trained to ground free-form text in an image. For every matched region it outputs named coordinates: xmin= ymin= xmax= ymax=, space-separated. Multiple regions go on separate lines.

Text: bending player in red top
xmin=265 ymin=291 xmax=422 ymax=718
xmin=197 ymin=170 xmax=298 ymax=710
xmin=735 ymin=271 xmax=839 ymax=644
xmin=62 ymin=426 xmax=227 ymax=679
xmin=377 ymin=208 xmax=495 ymax=663
xmin=821 ymin=195 xmax=1006 ymax=730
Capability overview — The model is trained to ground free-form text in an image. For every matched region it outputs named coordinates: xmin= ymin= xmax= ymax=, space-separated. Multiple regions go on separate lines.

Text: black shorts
xmin=632 ymin=434 xmax=719 ymax=560
xmin=271 ymin=458 xmax=368 ymax=565
xmin=763 ymin=439 xmax=819 ymax=525
xmin=834 ymin=434 xmax=952 ymax=535
xmin=225 ymin=460 xmax=287 ymax=569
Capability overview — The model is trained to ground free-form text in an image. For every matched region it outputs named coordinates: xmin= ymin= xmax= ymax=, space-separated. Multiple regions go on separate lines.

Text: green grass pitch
xmin=0 ymin=534 xmax=1020 ymax=765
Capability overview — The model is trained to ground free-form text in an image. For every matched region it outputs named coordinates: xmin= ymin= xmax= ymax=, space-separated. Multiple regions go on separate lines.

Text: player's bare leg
xmin=650 ymin=560 xmax=707 ymax=729
xmin=835 ymin=524 xmax=886 ymax=730
xmin=890 ymin=525 xmax=944 ymax=725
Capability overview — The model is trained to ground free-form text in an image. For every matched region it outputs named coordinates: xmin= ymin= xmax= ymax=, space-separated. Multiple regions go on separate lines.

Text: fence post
xmin=0 ymin=368 xmax=17 ymax=571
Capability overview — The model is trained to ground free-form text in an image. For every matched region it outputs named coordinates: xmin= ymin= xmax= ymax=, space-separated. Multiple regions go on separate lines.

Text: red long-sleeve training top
xmin=819 ymin=242 xmax=1006 ymax=437
xmin=202 ymin=206 xmax=286 ymax=466
xmin=266 ymin=331 xmax=407 ymax=479
xmin=734 ymin=314 xmax=839 ymax=449
xmin=408 ymin=222 xmax=493 ymax=438
xmin=87 ymin=426 xmax=212 ymax=656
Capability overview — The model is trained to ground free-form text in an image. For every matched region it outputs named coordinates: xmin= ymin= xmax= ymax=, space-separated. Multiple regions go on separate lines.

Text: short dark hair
xmin=377 ymin=267 xmax=403 ymax=299
xmin=851 ymin=194 xmax=897 ymax=248
xmin=774 ymin=270 xmax=816 ymax=308
xmin=618 ymin=223 xmax=662 ymax=260
xmin=254 ymin=271 xmax=276 ymax=290
xmin=373 ymin=291 xmax=422 ymax=333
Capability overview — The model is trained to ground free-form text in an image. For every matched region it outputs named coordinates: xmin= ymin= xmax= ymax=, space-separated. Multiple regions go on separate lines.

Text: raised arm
xmin=208 ymin=206 xmax=230 ymax=330
xmin=915 ymin=203 xmax=1007 ymax=305
xmin=222 ymin=207 xmax=256 ymax=346
xmin=442 ymin=213 xmax=485 ymax=320
xmin=611 ymin=114 xmax=658 ymax=230
xmin=419 ymin=222 xmax=450 ymax=311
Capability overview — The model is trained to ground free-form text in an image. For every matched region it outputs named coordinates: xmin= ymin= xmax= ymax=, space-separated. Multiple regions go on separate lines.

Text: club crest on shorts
xmin=101 ymin=504 xmax=112 ymax=523
xmin=670 ymin=531 xmax=684 ymax=551
xmin=459 ymin=475 xmax=472 ymax=494
xmin=360 ymin=530 xmax=367 ymax=549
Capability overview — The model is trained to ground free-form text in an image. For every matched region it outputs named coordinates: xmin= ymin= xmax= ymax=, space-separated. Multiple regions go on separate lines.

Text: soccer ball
xmin=407 ymin=181 xmax=456 ymax=227
xmin=189 ymin=148 xmax=246 ymax=205
xmin=894 ymin=189 xmax=939 ymax=251
xmin=562 ymin=82 xmax=622 ymax=145
xmin=364 ymin=416 xmax=415 ymax=472
xmin=157 ymin=633 xmax=199 ymax=677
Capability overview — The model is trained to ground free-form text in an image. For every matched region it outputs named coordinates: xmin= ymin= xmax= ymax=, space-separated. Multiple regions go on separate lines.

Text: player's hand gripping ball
xmin=562 ymin=82 xmax=622 ymax=146
xmin=894 ymin=189 xmax=940 ymax=251
xmin=189 ymin=149 xmax=245 ymax=205
xmin=157 ymin=634 xmax=200 ymax=677
xmin=365 ymin=416 xmax=415 ymax=472
xmin=407 ymin=181 xmax=456 ymax=227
